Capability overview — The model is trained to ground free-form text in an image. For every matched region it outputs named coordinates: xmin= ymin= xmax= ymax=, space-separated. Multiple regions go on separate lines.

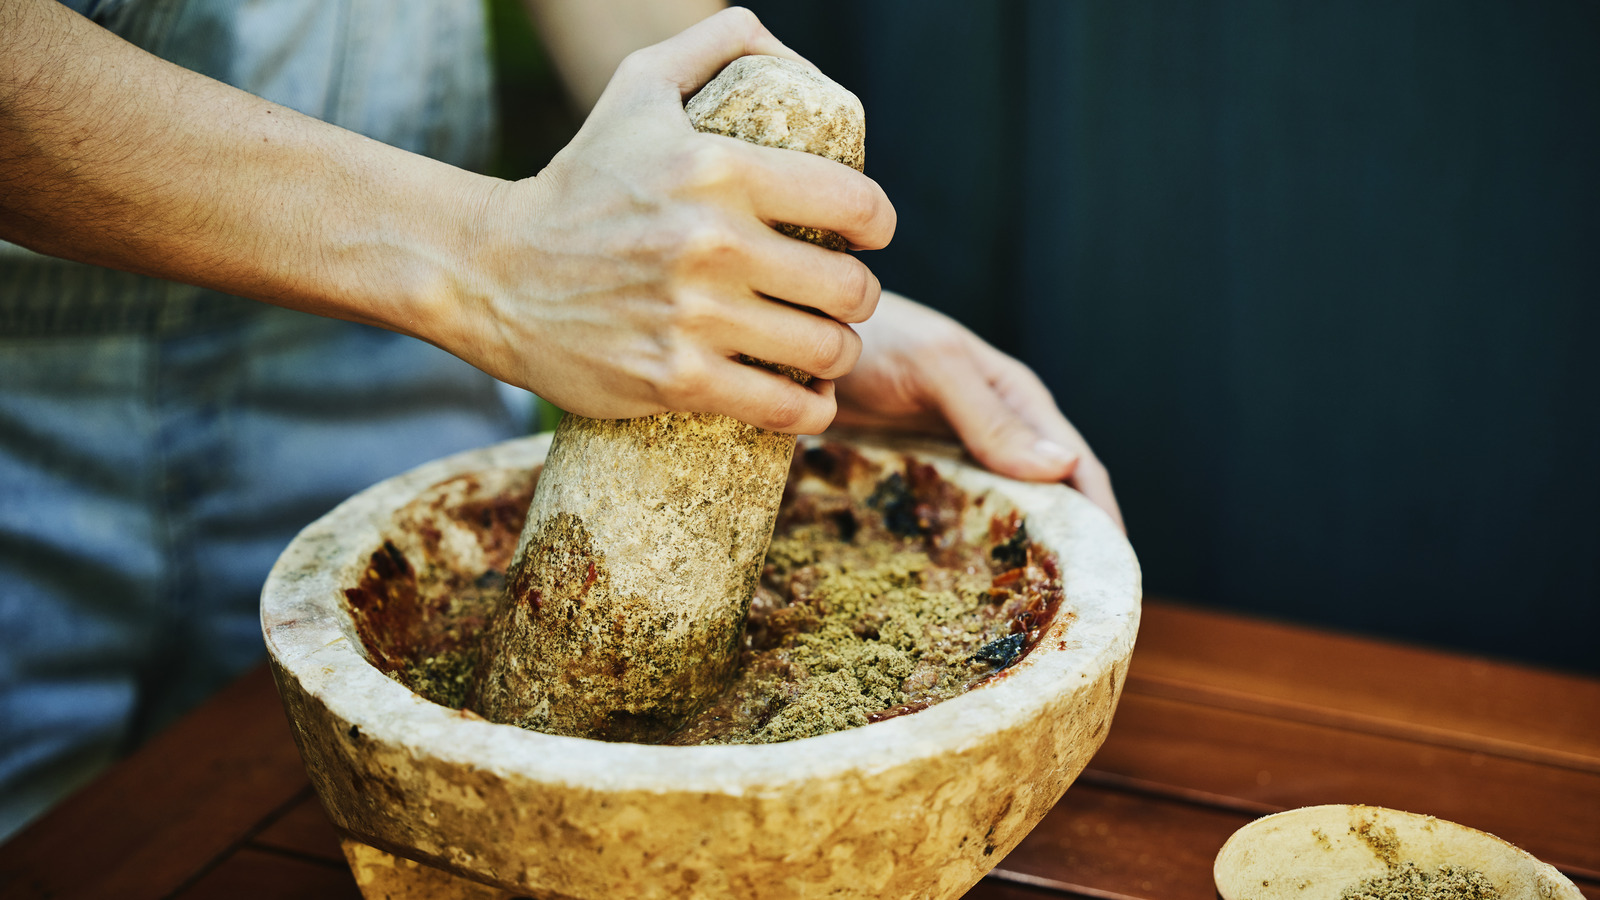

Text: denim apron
xmin=0 ymin=0 xmax=519 ymax=840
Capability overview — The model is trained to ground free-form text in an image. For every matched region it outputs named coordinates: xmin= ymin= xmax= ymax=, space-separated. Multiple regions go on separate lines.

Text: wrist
xmin=300 ymin=147 xmax=507 ymax=355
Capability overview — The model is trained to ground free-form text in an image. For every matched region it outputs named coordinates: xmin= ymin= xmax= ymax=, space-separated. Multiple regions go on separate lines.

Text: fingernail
xmin=1034 ymin=439 xmax=1078 ymax=466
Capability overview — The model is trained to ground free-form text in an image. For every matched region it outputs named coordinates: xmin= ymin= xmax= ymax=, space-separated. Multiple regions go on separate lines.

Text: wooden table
xmin=4 ymin=598 xmax=1596 ymax=900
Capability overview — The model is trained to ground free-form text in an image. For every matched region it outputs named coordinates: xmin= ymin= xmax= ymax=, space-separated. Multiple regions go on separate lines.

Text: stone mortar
xmin=263 ymin=432 xmax=1141 ymax=900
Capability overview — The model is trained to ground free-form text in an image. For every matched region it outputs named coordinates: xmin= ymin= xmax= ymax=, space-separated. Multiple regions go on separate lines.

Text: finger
xmin=726 ymin=139 xmax=897 ymax=251
xmin=665 ymin=207 xmax=878 ymax=324
xmin=971 ymin=348 xmax=1126 ymax=530
xmin=1031 ymin=414 xmax=1121 ymax=530
xmin=923 ymin=348 xmax=1082 ymax=483
xmin=712 ymin=294 xmax=863 ymax=381
xmin=970 ymin=342 xmax=1061 ymax=421
xmin=1068 ymin=452 xmax=1124 ymax=532
xmin=829 ymin=404 xmax=949 ymax=435
xmin=626 ymin=8 xmax=812 ymax=101
xmin=737 ymin=220 xmax=881 ymax=323
xmin=679 ymin=355 xmax=837 ymax=434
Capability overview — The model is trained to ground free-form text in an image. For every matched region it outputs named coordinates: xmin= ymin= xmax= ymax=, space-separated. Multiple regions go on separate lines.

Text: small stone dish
xmin=1213 ymin=804 xmax=1582 ymax=900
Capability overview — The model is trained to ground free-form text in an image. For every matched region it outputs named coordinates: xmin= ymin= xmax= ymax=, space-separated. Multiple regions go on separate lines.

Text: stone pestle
xmin=468 ymin=56 xmax=867 ymax=742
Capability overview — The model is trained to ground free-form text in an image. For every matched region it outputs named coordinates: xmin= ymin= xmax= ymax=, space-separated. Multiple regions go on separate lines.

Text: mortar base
xmin=341 ymin=839 xmax=519 ymax=900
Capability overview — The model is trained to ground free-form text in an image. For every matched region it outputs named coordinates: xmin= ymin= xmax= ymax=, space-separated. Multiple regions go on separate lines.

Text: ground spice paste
xmin=1339 ymin=863 xmax=1500 ymax=900
xmin=346 ymin=441 xmax=1067 ymax=745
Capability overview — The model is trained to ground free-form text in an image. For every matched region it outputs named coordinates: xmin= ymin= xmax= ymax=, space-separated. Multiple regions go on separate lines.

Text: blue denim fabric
xmin=0 ymin=306 xmax=522 ymax=841
xmin=0 ymin=0 xmax=513 ymax=841
xmin=3 ymin=0 xmax=495 ymax=334
xmin=58 ymin=0 xmax=494 ymax=168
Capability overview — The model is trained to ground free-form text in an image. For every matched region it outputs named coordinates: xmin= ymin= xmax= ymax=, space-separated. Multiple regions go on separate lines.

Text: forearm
xmin=523 ymin=0 xmax=726 ymax=111
xmin=2 ymin=3 xmax=896 ymax=434
xmin=0 ymin=0 xmax=491 ymax=342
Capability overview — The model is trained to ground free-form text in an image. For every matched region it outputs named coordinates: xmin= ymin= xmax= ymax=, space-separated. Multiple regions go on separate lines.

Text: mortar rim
xmin=261 ymin=430 xmax=1141 ymax=794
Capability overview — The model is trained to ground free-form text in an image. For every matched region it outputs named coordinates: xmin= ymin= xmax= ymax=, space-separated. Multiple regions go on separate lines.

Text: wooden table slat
xmin=1127 ymin=670 xmax=1599 ymax=774
xmin=991 ymin=781 xmax=1255 ymax=900
xmin=1134 ymin=601 xmax=1600 ymax=761
xmin=981 ymin=870 xmax=1148 ymax=900
xmin=251 ymin=793 xmax=348 ymax=865
xmin=964 ymin=880 xmax=1089 ymax=900
xmin=169 ymin=848 xmax=360 ymax=900
xmin=1094 ymin=692 xmax=1600 ymax=877
xmin=0 ymin=669 xmax=311 ymax=900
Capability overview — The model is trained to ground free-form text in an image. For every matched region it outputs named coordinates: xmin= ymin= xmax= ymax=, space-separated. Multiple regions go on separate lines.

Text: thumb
xmin=927 ymin=349 xmax=1081 ymax=483
xmin=621 ymin=7 xmax=814 ymax=102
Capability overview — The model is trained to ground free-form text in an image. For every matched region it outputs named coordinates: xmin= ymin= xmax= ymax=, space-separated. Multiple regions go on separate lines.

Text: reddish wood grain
xmin=169 ymin=848 xmax=360 ymax=900
xmin=251 ymin=793 xmax=347 ymax=864
xmin=0 ymin=668 xmax=310 ymax=900
xmin=964 ymin=881 xmax=1083 ymax=900
xmin=966 ymin=878 xmax=1109 ymax=900
xmin=1095 ymin=692 xmax=1600 ymax=878
xmin=1134 ymin=600 xmax=1600 ymax=767
xmin=987 ymin=782 xmax=1254 ymax=900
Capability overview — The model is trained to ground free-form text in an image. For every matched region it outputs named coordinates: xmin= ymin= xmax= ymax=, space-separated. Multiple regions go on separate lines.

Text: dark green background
xmin=493 ymin=2 xmax=1599 ymax=673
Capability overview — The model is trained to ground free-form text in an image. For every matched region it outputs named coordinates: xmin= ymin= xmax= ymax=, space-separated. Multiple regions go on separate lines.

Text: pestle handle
xmin=688 ymin=56 xmax=867 ymax=383
xmin=469 ymin=56 xmax=867 ymax=742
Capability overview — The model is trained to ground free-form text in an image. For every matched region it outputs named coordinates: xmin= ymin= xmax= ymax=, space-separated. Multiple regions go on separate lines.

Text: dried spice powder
xmin=384 ymin=447 xmax=1066 ymax=744
xmin=667 ymin=522 xmax=1057 ymax=744
xmin=663 ymin=449 xmax=1062 ymax=744
xmin=1339 ymin=864 xmax=1500 ymax=900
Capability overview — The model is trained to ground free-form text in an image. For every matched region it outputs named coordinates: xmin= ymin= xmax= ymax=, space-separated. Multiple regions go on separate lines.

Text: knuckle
xmin=810 ymin=323 xmax=859 ymax=378
xmin=677 ymin=140 xmax=742 ymax=193
xmin=670 ymin=215 xmax=742 ymax=272
xmin=655 ymin=350 xmax=713 ymax=408
xmin=833 ymin=176 xmax=888 ymax=240
xmin=721 ymin=6 xmax=764 ymax=33
xmin=923 ymin=320 xmax=970 ymax=358
xmin=761 ymin=390 xmax=809 ymax=432
xmin=832 ymin=262 xmax=876 ymax=322
xmin=614 ymin=48 xmax=655 ymax=82
xmin=666 ymin=289 xmax=719 ymax=331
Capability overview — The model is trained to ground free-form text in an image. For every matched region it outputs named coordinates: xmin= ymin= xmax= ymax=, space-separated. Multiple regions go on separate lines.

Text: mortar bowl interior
xmin=262 ymin=432 xmax=1141 ymax=900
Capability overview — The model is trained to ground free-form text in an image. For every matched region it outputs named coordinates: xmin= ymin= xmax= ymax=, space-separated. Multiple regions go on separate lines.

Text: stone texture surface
xmin=343 ymin=839 xmax=514 ymax=900
xmin=262 ymin=432 xmax=1142 ymax=900
xmin=687 ymin=55 xmax=866 ymax=253
xmin=470 ymin=56 xmax=868 ymax=741
xmin=470 ymin=414 xmax=794 ymax=741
